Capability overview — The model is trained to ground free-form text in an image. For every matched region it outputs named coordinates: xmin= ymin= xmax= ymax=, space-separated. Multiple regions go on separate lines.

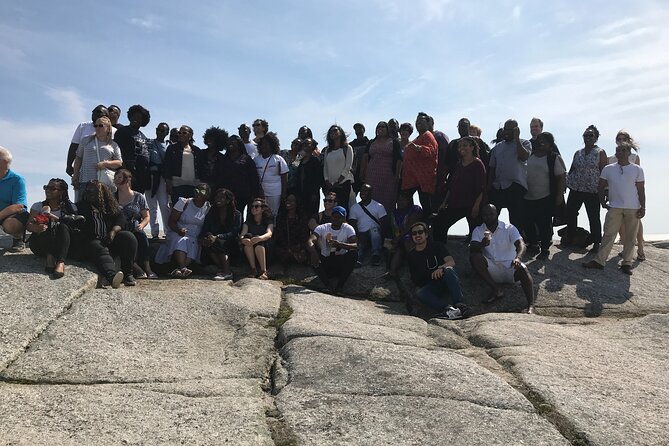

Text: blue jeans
xmin=358 ymin=225 xmax=382 ymax=260
xmin=415 ymin=267 xmax=464 ymax=311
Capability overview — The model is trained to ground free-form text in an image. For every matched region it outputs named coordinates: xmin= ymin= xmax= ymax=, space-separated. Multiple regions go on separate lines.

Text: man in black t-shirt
xmin=406 ymin=222 xmax=469 ymax=319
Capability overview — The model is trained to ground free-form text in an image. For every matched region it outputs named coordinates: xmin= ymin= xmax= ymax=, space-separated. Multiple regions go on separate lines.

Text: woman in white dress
xmin=155 ymin=183 xmax=211 ymax=277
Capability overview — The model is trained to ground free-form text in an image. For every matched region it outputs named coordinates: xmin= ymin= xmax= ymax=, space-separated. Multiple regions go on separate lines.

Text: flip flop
xmin=170 ymin=269 xmax=183 ymax=278
xmin=484 ymin=290 xmax=504 ymax=304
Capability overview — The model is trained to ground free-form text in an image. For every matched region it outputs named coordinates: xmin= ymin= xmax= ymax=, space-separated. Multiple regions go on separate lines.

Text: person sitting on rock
xmin=0 ymin=146 xmax=29 ymax=252
xmin=348 ymin=183 xmax=390 ymax=266
xmin=469 ymin=204 xmax=535 ymax=314
xmin=307 ymin=206 xmax=358 ymax=295
xmin=405 ymin=221 xmax=470 ymax=320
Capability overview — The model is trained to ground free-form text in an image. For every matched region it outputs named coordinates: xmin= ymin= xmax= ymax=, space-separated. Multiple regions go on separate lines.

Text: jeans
xmin=566 ymin=190 xmax=602 ymax=243
xmin=415 ymin=267 xmax=464 ymax=311
xmin=357 ymin=225 xmax=382 ymax=260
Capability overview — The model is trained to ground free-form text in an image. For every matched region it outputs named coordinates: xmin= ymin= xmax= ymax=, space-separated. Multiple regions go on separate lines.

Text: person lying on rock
xmin=405 ymin=221 xmax=470 ymax=320
xmin=307 ymin=206 xmax=358 ymax=295
xmin=469 ymin=204 xmax=535 ymax=314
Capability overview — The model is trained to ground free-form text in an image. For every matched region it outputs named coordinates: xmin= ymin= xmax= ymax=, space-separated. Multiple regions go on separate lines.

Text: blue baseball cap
xmin=332 ymin=206 xmax=347 ymax=218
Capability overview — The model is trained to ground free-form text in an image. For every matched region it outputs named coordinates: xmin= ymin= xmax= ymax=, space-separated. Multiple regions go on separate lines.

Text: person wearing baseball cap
xmin=307 ymin=205 xmax=358 ymax=295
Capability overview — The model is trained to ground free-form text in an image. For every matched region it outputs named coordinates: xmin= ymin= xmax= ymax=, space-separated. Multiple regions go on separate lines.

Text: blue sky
xmin=2 ymin=0 xmax=668 ymax=234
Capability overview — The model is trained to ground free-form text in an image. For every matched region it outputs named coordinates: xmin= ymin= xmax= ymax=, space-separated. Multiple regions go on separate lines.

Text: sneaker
xmin=124 ymin=274 xmax=137 ymax=286
xmin=455 ymin=303 xmax=471 ymax=318
xmin=436 ymin=306 xmax=463 ymax=320
xmin=221 ymin=273 xmax=233 ymax=281
xmin=620 ymin=265 xmax=633 ymax=275
xmin=213 ymin=273 xmax=226 ymax=281
xmin=9 ymin=238 xmax=25 ymax=252
xmin=371 ymin=255 xmax=381 ymax=266
xmin=110 ymin=271 xmax=124 ymax=289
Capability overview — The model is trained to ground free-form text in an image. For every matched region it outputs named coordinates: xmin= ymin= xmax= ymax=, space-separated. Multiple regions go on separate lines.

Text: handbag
xmin=95 ymin=138 xmax=116 ymax=190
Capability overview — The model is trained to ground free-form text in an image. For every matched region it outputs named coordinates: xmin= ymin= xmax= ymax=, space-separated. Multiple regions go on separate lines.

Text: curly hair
xmin=253 ymin=119 xmax=269 ymax=133
xmin=457 ymin=136 xmax=481 ymax=158
xmin=247 ymin=197 xmax=274 ymax=225
xmin=85 ymin=180 xmax=120 ymax=216
xmin=203 ymin=126 xmax=229 ymax=151
xmin=126 ymin=104 xmax=151 ymax=127
xmin=584 ymin=124 xmax=600 ymax=140
xmin=258 ymin=132 xmax=280 ymax=155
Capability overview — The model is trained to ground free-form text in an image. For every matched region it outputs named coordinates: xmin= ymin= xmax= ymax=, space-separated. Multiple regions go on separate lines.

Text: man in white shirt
xmin=470 ymin=204 xmax=535 ymax=314
xmin=238 ymin=123 xmax=258 ymax=159
xmin=348 ymin=184 xmax=390 ymax=266
xmin=307 ymin=206 xmax=358 ymax=295
xmin=583 ymin=143 xmax=645 ymax=275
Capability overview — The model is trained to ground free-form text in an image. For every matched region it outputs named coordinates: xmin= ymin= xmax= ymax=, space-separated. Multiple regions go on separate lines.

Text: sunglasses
xmin=411 ymin=230 xmax=425 ymax=236
xmin=93 ymin=124 xmax=105 ymax=128
xmin=43 ymin=185 xmax=60 ymax=191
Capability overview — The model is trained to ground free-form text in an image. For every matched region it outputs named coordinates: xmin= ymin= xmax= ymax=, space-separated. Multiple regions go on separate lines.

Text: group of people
xmin=0 ymin=104 xmax=646 ymax=319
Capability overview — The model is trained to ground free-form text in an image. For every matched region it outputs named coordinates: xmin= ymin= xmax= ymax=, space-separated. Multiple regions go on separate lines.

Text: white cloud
xmin=129 ymin=16 xmax=161 ymax=32
xmin=44 ymin=88 xmax=87 ymax=122
xmin=512 ymin=4 xmax=522 ymax=20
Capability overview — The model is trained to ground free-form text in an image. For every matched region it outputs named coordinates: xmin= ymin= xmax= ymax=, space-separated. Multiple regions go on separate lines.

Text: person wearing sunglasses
xmin=565 ymin=125 xmax=608 ymax=252
xmin=26 ymin=179 xmax=79 ymax=278
xmin=307 ymin=205 xmax=358 ymax=295
xmin=156 ymin=183 xmax=211 ymax=278
xmin=164 ymin=125 xmax=204 ymax=205
xmin=0 ymin=146 xmax=28 ymax=252
xmin=72 ymin=116 xmax=122 ymax=200
xmin=308 ymin=192 xmax=338 ymax=231
xmin=240 ymin=198 xmax=274 ymax=279
xmin=583 ymin=143 xmax=645 ymax=275
xmin=405 ymin=222 xmax=469 ymax=319
xmin=65 ymin=105 xmax=115 ymax=177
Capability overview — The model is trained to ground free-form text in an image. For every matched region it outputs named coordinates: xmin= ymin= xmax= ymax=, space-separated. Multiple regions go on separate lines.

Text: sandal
xmin=170 ymin=269 xmax=183 ymax=278
xmin=258 ymin=271 xmax=269 ymax=280
xmin=636 ymin=253 xmax=646 ymax=262
xmin=181 ymin=267 xmax=192 ymax=278
xmin=146 ymin=272 xmax=158 ymax=279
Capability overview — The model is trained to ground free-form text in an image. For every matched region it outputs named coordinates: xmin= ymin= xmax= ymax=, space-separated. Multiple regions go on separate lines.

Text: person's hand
xmin=637 ymin=208 xmax=646 ymax=219
xmin=251 ymin=236 xmax=261 ymax=244
xmin=431 ymin=267 xmax=445 ymax=280
xmin=32 ymin=223 xmax=48 ymax=234
xmin=66 ymin=165 xmax=74 ymax=176
xmin=513 ymin=127 xmax=520 ymax=141
xmin=96 ymin=161 xmax=106 ymax=170
xmin=177 ymin=227 xmax=187 ymax=236
xmin=240 ymin=237 xmax=252 ymax=247
xmin=511 ymin=257 xmax=522 ymax=269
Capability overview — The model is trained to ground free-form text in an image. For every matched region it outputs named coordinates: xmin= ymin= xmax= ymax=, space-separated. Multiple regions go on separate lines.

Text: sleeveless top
xmin=566 ymin=146 xmax=602 ymax=193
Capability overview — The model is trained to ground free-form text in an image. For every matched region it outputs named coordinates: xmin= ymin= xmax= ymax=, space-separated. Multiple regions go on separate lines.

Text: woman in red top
xmin=433 ymin=137 xmax=486 ymax=242
xmin=401 ymin=112 xmax=438 ymax=217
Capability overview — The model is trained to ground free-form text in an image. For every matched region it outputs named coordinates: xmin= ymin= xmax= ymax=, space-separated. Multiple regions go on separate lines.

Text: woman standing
xmin=399 ymin=122 xmax=414 ymax=152
xmin=401 ymin=113 xmax=438 ymax=217
xmin=360 ymin=121 xmax=402 ymax=213
xmin=198 ymin=126 xmax=228 ymax=192
xmin=200 ymin=188 xmax=242 ymax=281
xmin=156 ymin=183 xmax=212 ymax=278
xmin=75 ymin=181 xmax=138 ymax=287
xmin=294 ymin=138 xmax=323 ymax=217
xmin=114 ymin=169 xmax=156 ymax=279
xmin=523 ymin=132 xmax=566 ymax=259
xmin=72 ymin=116 xmax=122 ymax=198
xmin=254 ymin=132 xmax=288 ymax=217
xmin=240 ymin=198 xmax=274 ymax=279
xmin=322 ymin=125 xmax=354 ymax=212
xmin=219 ymin=135 xmax=262 ymax=214
xmin=164 ymin=125 xmax=204 ymax=205
xmin=26 ymin=179 xmax=79 ymax=278
xmin=114 ymin=105 xmax=152 ymax=192
xmin=612 ymin=130 xmax=645 ymax=260
xmin=565 ymin=125 xmax=608 ymax=252
xmin=433 ymin=137 xmax=486 ymax=243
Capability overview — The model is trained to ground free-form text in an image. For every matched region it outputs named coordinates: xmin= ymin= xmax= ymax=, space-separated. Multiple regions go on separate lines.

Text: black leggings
xmin=78 ymin=231 xmax=138 ymax=279
xmin=566 ymin=190 xmax=602 ymax=243
xmin=28 ymin=223 xmax=73 ymax=262
xmin=523 ymin=196 xmax=554 ymax=250
xmin=432 ymin=207 xmax=478 ymax=242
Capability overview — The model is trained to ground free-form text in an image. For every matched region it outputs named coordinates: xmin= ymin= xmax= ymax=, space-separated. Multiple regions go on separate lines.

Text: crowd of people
xmin=0 ymin=104 xmax=646 ymax=319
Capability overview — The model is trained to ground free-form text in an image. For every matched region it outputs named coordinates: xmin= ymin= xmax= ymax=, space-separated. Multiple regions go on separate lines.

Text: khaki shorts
xmin=486 ymin=259 xmax=519 ymax=284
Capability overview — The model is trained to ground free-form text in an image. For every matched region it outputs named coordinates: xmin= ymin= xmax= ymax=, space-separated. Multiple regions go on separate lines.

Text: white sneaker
xmin=436 ymin=306 xmax=463 ymax=320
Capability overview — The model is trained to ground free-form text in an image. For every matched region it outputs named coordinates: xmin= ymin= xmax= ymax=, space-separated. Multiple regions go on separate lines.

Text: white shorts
xmin=486 ymin=259 xmax=519 ymax=284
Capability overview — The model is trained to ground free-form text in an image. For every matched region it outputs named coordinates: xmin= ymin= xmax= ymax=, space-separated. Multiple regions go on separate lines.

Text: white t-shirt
xmin=30 ymin=201 xmax=77 ymax=218
xmin=349 ymin=200 xmax=387 ymax=233
xmin=525 ymin=154 xmax=566 ymax=200
xmin=601 ymin=163 xmax=644 ymax=209
xmin=255 ymin=154 xmax=288 ymax=197
xmin=245 ymin=142 xmax=258 ymax=159
xmin=71 ymin=122 xmax=117 ymax=144
xmin=313 ymin=222 xmax=356 ymax=257
xmin=471 ymin=220 xmax=521 ymax=264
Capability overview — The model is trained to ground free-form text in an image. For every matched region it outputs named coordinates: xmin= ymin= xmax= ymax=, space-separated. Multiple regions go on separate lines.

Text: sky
xmin=1 ymin=0 xmax=668 ymax=234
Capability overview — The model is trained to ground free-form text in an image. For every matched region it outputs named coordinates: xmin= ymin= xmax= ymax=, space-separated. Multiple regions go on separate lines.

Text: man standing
xmin=348 ymin=184 xmax=390 ymax=266
xmin=529 ymin=117 xmax=543 ymax=151
xmin=488 ymin=119 xmax=531 ymax=229
xmin=147 ymin=122 xmax=171 ymax=239
xmin=470 ymin=204 xmax=535 ymax=313
xmin=0 ymin=147 xmax=28 ymax=252
xmin=238 ymin=123 xmax=258 ymax=159
xmin=307 ymin=206 xmax=358 ymax=295
xmin=406 ymin=221 xmax=469 ymax=319
xmin=65 ymin=104 xmax=113 ymax=176
xmin=350 ymin=123 xmax=369 ymax=193
xmin=108 ymin=105 xmax=123 ymax=129
xmin=583 ymin=143 xmax=645 ymax=275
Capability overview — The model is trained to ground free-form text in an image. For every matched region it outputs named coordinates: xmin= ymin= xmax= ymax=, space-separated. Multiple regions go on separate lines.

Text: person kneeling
xmin=307 ymin=206 xmax=358 ymax=295
xmin=469 ymin=204 xmax=535 ymax=314
xmin=406 ymin=222 xmax=469 ymax=319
